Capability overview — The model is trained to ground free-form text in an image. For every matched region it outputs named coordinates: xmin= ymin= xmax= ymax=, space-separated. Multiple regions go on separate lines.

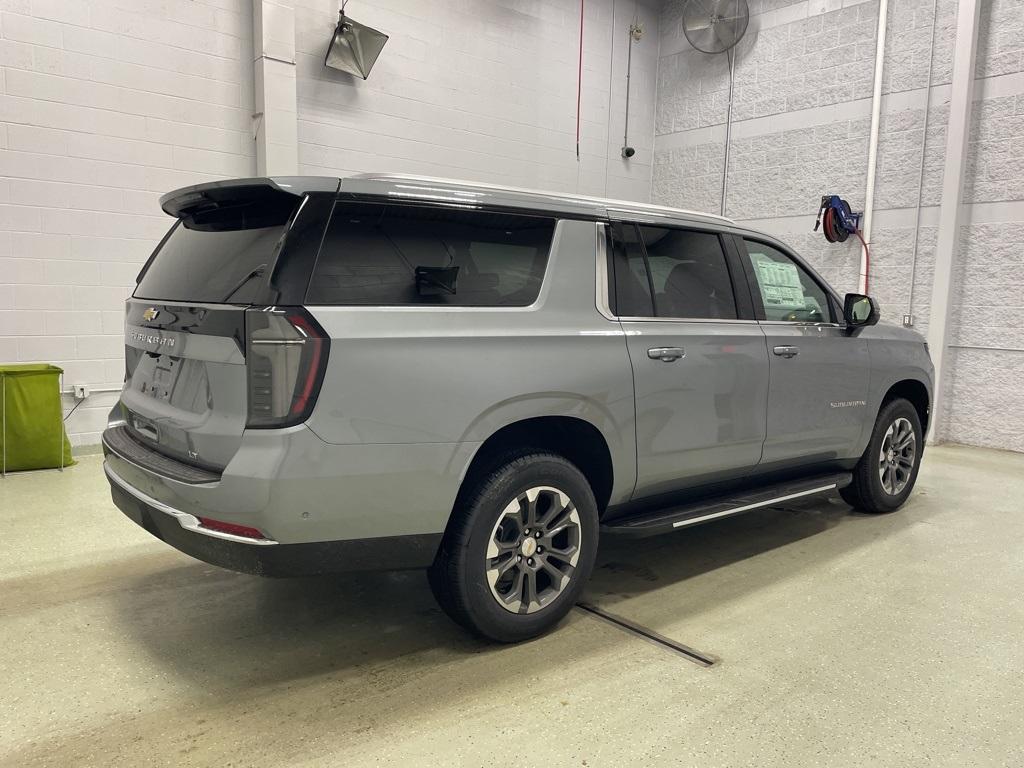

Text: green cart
xmin=1 ymin=364 xmax=75 ymax=475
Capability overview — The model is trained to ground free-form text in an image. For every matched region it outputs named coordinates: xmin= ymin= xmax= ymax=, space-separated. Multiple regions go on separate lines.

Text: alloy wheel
xmin=485 ymin=486 xmax=582 ymax=614
xmin=878 ymin=417 xmax=916 ymax=495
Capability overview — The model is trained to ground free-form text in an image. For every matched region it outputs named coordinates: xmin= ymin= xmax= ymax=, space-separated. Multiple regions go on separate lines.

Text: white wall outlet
xmin=902 ymin=314 xmax=914 ymax=327
xmin=73 ymin=384 xmax=90 ymax=400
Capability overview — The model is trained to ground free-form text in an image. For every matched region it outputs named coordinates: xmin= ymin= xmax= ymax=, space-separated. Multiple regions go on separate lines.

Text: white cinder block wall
xmin=293 ymin=0 xmax=661 ymax=200
xmin=1 ymin=0 xmax=660 ymax=448
xmin=0 ymin=0 xmax=256 ymax=447
xmin=653 ymin=0 xmax=1024 ymax=453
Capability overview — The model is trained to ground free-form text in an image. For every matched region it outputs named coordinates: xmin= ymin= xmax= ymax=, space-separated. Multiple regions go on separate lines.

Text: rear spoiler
xmin=159 ymin=177 xmax=341 ymax=221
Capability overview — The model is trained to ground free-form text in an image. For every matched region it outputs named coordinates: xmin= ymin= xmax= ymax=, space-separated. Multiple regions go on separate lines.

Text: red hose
xmin=576 ymin=0 xmax=583 ymax=160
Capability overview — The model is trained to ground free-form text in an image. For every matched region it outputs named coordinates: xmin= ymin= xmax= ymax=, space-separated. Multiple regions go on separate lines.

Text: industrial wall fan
xmin=682 ymin=0 xmax=749 ymax=54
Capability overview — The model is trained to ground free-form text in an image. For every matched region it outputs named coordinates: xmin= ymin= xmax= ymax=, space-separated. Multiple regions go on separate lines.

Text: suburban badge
xmin=129 ymin=330 xmax=175 ymax=348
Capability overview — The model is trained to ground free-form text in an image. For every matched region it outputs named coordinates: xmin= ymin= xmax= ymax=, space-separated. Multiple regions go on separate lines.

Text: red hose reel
xmin=813 ymin=195 xmax=872 ymax=291
xmin=814 ymin=195 xmax=861 ymax=242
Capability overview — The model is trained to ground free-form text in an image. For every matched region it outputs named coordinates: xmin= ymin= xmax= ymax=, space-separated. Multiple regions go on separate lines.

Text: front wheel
xmin=841 ymin=397 xmax=923 ymax=513
xmin=428 ymin=452 xmax=599 ymax=642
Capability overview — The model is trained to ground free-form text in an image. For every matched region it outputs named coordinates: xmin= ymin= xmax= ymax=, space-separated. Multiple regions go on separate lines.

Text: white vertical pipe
xmin=860 ymin=0 xmax=889 ymax=295
xmin=926 ymin=0 xmax=983 ymax=444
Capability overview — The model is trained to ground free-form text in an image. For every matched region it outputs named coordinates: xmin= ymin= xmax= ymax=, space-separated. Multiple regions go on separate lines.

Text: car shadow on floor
xmin=101 ymin=493 xmax=924 ymax=695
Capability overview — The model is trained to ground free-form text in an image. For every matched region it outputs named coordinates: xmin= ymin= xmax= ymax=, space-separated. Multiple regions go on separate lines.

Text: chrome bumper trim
xmin=104 ymin=462 xmax=279 ymax=546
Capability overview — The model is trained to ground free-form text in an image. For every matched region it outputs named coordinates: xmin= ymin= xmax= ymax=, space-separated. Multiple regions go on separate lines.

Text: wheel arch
xmin=455 ymin=416 xmax=616 ymax=516
xmin=882 ymin=378 xmax=931 ymax=433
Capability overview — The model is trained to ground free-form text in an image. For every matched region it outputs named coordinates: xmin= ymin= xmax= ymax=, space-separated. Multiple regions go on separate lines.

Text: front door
xmin=736 ymin=237 xmax=870 ymax=466
xmin=609 ymin=223 xmax=769 ymax=498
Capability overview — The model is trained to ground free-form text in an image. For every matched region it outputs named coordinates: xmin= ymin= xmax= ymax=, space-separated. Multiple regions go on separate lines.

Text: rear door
xmin=735 ymin=236 xmax=869 ymax=465
xmin=120 ymin=187 xmax=306 ymax=472
xmin=609 ymin=222 xmax=769 ymax=499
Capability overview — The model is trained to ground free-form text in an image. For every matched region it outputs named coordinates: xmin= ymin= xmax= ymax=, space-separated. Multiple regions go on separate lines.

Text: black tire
xmin=840 ymin=397 xmax=923 ymax=513
xmin=428 ymin=451 xmax=599 ymax=643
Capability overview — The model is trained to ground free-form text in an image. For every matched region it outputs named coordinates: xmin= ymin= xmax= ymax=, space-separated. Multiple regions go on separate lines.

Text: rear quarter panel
xmin=305 ymin=219 xmax=637 ymax=508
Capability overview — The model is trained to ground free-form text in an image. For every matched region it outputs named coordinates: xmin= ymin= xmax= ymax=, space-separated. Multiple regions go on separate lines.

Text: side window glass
xmin=742 ymin=239 xmax=830 ymax=323
xmin=609 ymin=223 xmax=654 ymax=317
xmin=306 ymin=203 xmax=555 ymax=306
xmin=637 ymin=227 xmax=738 ymax=319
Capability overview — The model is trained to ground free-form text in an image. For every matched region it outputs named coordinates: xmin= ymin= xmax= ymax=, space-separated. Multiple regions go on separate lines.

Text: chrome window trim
xmin=617 ymin=316 xmax=762 ymax=325
xmin=758 ymin=320 xmax=843 ymax=329
xmin=104 ymin=462 xmax=279 ymax=546
xmin=306 ymin=304 xmax=542 ymax=313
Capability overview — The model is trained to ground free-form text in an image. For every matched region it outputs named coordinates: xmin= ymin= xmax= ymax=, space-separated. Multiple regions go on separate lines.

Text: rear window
xmin=306 ymin=203 xmax=555 ymax=306
xmin=135 ymin=221 xmax=287 ymax=304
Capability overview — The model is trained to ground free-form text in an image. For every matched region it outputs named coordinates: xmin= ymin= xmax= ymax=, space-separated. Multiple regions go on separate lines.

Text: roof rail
xmin=344 ymin=172 xmax=736 ymax=224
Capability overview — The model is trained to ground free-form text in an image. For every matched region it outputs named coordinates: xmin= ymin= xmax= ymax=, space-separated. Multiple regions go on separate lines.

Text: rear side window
xmin=306 ymin=203 xmax=555 ymax=306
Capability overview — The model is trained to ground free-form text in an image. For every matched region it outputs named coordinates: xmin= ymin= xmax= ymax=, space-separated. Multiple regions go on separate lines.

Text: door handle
xmin=648 ymin=347 xmax=685 ymax=362
xmin=773 ymin=345 xmax=800 ymax=358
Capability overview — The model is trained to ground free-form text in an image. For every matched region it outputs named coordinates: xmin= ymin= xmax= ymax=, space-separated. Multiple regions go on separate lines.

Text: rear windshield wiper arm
xmin=221 ymin=264 xmax=266 ymax=302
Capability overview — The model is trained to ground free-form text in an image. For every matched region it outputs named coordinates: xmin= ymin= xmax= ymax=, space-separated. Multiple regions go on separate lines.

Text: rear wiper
xmin=221 ymin=264 xmax=266 ymax=302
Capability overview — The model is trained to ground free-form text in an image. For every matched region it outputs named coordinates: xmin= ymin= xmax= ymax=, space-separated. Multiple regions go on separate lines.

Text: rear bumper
xmin=101 ymin=421 xmax=478 ymax=547
xmin=106 ymin=461 xmax=442 ymax=576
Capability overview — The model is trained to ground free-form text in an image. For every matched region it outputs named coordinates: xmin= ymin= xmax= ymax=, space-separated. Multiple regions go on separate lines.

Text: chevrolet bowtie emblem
xmin=142 ymin=307 xmax=160 ymax=322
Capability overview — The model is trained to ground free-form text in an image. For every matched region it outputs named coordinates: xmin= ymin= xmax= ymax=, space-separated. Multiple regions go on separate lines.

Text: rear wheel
xmin=428 ymin=452 xmax=598 ymax=642
xmin=841 ymin=397 xmax=922 ymax=513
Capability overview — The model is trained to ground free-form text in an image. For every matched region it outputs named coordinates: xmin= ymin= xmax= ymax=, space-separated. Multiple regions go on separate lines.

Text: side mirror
xmin=843 ymin=293 xmax=879 ymax=329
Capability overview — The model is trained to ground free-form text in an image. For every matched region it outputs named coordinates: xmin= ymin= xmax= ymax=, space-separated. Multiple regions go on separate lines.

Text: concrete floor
xmin=1 ymin=445 xmax=1023 ymax=767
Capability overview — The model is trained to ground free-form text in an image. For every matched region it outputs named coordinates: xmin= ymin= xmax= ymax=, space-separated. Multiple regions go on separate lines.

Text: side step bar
xmin=601 ymin=472 xmax=852 ymax=538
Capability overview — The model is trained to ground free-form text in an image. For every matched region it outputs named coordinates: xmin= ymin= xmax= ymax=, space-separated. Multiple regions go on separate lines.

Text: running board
xmin=601 ymin=472 xmax=852 ymax=538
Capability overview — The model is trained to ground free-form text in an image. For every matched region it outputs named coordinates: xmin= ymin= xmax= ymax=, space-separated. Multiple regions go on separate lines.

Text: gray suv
xmin=103 ymin=174 xmax=933 ymax=642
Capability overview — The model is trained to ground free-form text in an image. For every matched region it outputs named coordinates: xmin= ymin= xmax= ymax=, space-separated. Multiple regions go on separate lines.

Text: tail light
xmin=245 ymin=307 xmax=330 ymax=428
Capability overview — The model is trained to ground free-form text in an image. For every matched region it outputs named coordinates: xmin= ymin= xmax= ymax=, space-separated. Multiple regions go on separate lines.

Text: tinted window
xmin=306 ymin=204 xmax=554 ymax=306
xmin=742 ymin=239 xmax=830 ymax=322
xmin=609 ymin=223 xmax=654 ymax=316
xmin=638 ymin=226 xmax=737 ymax=319
xmin=135 ymin=222 xmax=286 ymax=303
